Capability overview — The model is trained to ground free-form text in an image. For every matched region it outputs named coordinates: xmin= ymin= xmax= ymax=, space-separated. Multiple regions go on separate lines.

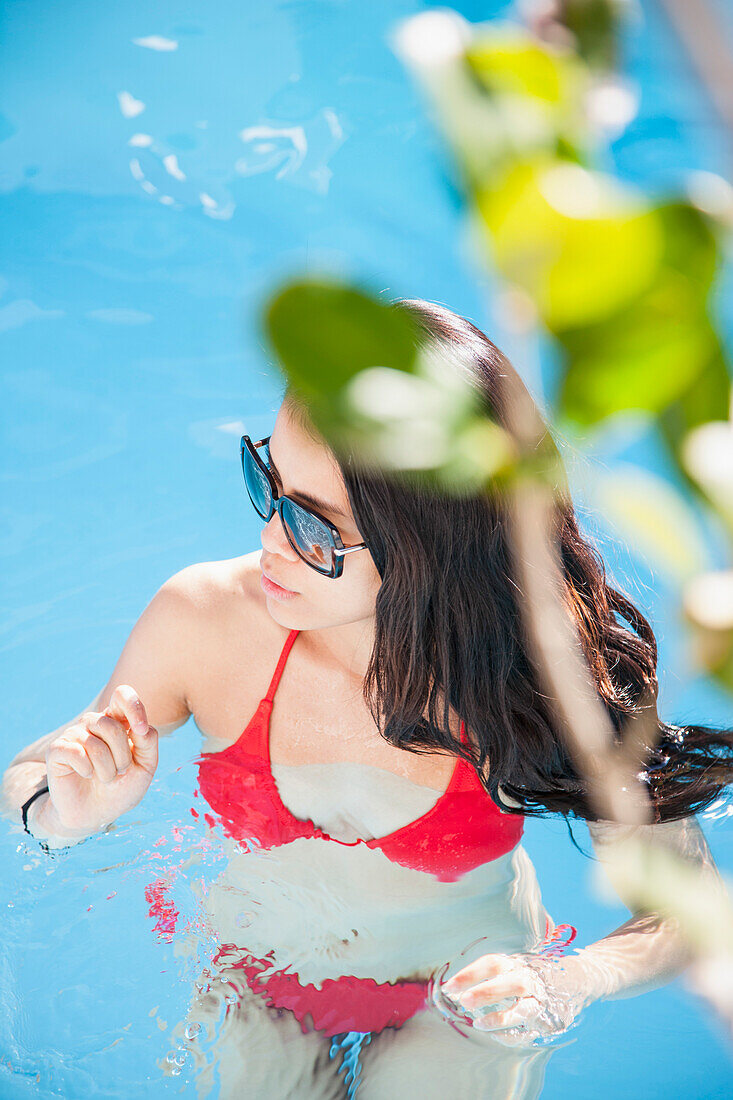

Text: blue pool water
xmin=2 ymin=1 xmax=732 ymax=1096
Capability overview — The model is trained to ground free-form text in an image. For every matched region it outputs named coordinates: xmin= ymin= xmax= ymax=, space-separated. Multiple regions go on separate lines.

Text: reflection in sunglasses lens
xmin=282 ymin=499 xmax=332 ymax=572
xmin=243 ymin=446 xmax=271 ymax=518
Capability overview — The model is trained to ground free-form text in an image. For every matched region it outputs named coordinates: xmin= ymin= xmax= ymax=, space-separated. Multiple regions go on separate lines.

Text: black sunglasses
xmin=240 ymin=434 xmax=369 ymax=578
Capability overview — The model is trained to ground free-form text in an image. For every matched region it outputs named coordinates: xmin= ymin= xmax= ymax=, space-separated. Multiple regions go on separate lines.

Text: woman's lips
xmin=260 ymin=570 xmax=299 ymax=599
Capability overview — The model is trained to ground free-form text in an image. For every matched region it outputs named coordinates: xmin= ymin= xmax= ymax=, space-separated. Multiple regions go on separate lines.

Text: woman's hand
xmin=43 ymin=685 xmax=158 ymax=836
xmin=441 ymin=951 xmax=588 ymax=1045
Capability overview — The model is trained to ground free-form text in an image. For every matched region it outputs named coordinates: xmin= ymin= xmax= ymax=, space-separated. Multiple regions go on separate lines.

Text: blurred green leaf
xmin=655 ymin=200 xmax=721 ymax=293
xmin=715 ymin=645 xmax=733 ymax=694
xmin=263 ymin=280 xmax=498 ymax=477
xmin=558 ymin=292 xmax=718 ymax=426
xmin=466 ymin=32 xmax=582 ymax=105
xmin=475 ymin=159 xmax=663 ymax=330
xmin=263 ymin=280 xmax=420 ymax=404
xmin=657 ymin=341 xmax=731 ymax=499
xmin=556 ymin=0 xmax=623 ymax=70
xmin=434 ymin=414 xmax=518 ymax=492
xmin=336 ymin=359 xmax=478 ymax=473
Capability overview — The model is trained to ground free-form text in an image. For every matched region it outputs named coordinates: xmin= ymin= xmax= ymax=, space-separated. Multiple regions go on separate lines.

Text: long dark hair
xmin=282 ymin=297 xmax=733 ymax=828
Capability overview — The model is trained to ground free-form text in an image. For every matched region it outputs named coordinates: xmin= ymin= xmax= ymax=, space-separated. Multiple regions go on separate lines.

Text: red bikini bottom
xmin=212 ymin=944 xmax=429 ymax=1038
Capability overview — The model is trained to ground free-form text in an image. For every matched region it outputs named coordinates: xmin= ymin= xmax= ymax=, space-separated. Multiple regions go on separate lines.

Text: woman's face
xmin=257 ymin=401 xmax=382 ymax=631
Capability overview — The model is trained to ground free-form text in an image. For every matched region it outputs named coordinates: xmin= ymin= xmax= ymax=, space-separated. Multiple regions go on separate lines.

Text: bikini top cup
xmin=195 ymin=628 xmax=524 ymax=882
xmin=269 ymin=760 xmax=446 ymax=842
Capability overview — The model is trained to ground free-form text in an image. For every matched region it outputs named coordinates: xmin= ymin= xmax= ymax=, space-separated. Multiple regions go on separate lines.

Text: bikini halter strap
xmin=263 ymin=628 xmax=300 ymax=703
xmin=263 ymin=631 xmax=471 ymax=750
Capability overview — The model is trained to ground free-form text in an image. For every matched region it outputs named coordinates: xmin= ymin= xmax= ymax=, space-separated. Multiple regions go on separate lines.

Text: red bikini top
xmin=194 ymin=628 xmax=524 ymax=882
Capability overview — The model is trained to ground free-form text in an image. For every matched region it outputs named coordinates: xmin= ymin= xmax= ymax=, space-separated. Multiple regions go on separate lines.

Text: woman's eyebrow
xmin=267 ymin=448 xmax=349 ymax=520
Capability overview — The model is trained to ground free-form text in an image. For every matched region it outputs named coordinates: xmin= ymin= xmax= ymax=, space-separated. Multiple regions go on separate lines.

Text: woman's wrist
xmin=27 ymin=790 xmax=94 ymax=848
xmin=532 ymin=949 xmax=611 ymax=1008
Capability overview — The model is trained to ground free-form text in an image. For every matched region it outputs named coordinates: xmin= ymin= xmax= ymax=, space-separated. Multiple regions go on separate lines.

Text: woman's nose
xmin=260 ymin=510 xmax=299 ymax=560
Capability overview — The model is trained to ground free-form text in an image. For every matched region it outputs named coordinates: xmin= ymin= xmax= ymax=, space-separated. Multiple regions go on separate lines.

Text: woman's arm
xmin=565 ymin=815 xmax=724 ymax=1003
xmin=1 ymin=565 xmax=202 ymax=842
xmin=442 ymin=814 xmax=730 ymax=1042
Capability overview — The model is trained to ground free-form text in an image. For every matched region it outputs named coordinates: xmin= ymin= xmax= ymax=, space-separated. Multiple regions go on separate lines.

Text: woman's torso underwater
xmin=153 ymin=553 xmax=556 ymax=1036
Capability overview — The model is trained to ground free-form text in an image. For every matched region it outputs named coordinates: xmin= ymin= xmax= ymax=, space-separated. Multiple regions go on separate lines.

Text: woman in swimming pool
xmin=7 ymin=298 xmax=732 ymax=1098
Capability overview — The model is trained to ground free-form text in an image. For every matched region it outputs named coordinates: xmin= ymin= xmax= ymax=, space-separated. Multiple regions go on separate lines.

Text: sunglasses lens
xmin=281 ymin=498 xmax=334 ymax=574
xmin=242 ymin=444 xmax=272 ymax=519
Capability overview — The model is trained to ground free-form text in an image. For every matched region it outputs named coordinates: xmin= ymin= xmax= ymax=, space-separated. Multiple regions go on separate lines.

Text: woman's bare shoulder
xmin=177 ymin=551 xmax=287 ymax=663
xmin=170 ymin=551 xmax=260 ymax=606
xmin=178 ymin=552 xmax=293 ymax=743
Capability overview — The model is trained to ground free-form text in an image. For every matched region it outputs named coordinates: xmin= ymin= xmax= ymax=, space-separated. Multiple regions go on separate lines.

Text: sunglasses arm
xmin=333 ymin=543 xmax=368 ymax=558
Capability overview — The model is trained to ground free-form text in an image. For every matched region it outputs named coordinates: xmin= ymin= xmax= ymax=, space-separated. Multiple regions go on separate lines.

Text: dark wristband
xmin=21 ymin=781 xmax=52 ymax=854
xmin=21 ymin=779 xmax=101 ymax=854
xmin=22 ymin=782 xmax=50 ymax=833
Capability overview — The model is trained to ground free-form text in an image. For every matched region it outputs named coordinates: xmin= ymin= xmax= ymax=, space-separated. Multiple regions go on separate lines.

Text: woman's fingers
xmin=106 ymin=684 xmax=150 ymax=737
xmin=443 ymin=953 xmax=513 ymax=996
xmin=442 ymin=952 xmax=549 ymax=1041
xmin=105 ymin=684 xmax=159 ymax=772
xmin=49 ymin=732 xmax=119 ymax=784
xmin=49 ymin=703 xmax=153 ymax=785
xmin=87 ymin=714 xmax=134 ymax=775
xmin=457 ymin=972 xmax=534 ymax=1010
xmin=47 ymin=737 xmax=95 ymax=779
xmin=472 ymin=996 xmax=542 ymax=1031
xmin=441 ymin=952 xmax=581 ymax=1044
xmin=78 ymin=729 xmax=119 ymax=784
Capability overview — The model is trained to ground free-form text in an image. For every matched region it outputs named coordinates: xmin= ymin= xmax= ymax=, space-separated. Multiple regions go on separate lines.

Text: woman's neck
xmin=299 ymin=616 xmax=376 ymax=684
